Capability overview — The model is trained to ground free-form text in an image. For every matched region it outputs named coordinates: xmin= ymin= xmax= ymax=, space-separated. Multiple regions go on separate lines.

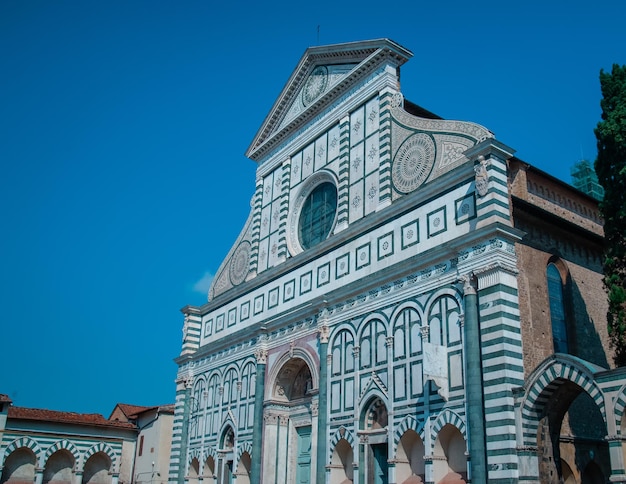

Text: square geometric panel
xmin=356 ymin=243 xmax=371 ymax=269
xmin=455 ymin=193 xmax=476 ymax=225
xmin=401 ymin=220 xmax=419 ymax=249
xmin=216 ymin=313 xmax=225 ymax=332
xmin=283 ymin=279 xmax=295 ymax=302
xmin=268 ymin=287 xmax=279 ymax=309
xmin=335 ymin=253 xmax=350 ymax=279
xmin=300 ymin=271 xmax=312 ymax=295
xmin=317 ymin=262 xmax=331 ymax=287
xmin=427 ymin=206 xmax=447 ymax=237
xmin=204 ymin=319 xmax=213 ymax=337
xmin=253 ymin=295 xmax=264 ymax=315
xmin=228 ymin=308 xmax=237 ymax=327
xmin=377 ymin=231 xmax=394 ymax=260
xmin=240 ymin=301 xmax=250 ymax=321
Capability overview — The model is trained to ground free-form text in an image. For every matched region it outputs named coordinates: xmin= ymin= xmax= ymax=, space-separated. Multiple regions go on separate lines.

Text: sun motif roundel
xmin=302 ymin=66 xmax=328 ymax=106
xmin=229 ymin=241 xmax=251 ymax=286
xmin=392 ymin=132 xmax=436 ymax=194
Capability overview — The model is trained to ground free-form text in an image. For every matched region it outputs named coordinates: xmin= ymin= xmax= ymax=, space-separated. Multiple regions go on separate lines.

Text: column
xmin=607 ymin=435 xmax=626 ymax=483
xmin=178 ymin=378 xmax=193 ymax=484
xmin=317 ymin=320 xmax=330 ymax=484
xmin=35 ymin=468 xmax=43 ymax=484
xmin=386 ymin=335 xmax=396 ymax=484
xmin=352 ymin=345 xmax=361 ymax=483
xmin=461 ymin=275 xmax=487 ymax=484
xmin=250 ymin=348 xmax=267 ymax=484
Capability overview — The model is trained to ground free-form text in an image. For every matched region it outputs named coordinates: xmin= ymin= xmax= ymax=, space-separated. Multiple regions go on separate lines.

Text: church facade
xmin=169 ymin=39 xmax=626 ymax=484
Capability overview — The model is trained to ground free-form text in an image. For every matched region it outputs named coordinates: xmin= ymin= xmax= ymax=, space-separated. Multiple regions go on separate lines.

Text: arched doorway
xmin=358 ymin=398 xmax=389 ymax=484
xmin=218 ymin=426 xmax=235 ymax=484
xmin=0 ymin=448 xmax=36 ymax=484
xmin=536 ymin=383 xmax=609 ymax=483
xmin=264 ymin=356 xmax=316 ymax=483
xmin=581 ymin=461 xmax=604 ymax=484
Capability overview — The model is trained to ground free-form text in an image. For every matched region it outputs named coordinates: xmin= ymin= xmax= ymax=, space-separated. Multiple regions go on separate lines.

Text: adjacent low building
xmin=0 ymin=396 xmax=173 ymax=484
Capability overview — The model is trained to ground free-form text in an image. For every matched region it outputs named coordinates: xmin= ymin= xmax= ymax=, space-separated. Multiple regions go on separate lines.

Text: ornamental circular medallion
xmin=229 ymin=241 xmax=251 ymax=286
xmin=302 ymin=66 xmax=328 ymax=106
xmin=392 ymin=133 xmax=436 ymax=194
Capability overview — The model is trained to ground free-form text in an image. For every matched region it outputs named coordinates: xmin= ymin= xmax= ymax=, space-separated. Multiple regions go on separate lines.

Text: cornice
xmin=247 ymin=39 xmax=412 ymax=162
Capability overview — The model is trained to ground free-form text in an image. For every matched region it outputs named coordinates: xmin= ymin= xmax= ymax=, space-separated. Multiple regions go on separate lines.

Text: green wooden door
xmin=372 ymin=444 xmax=388 ymax=484
xmin=296 ymin=426 xmax=312 ymax=483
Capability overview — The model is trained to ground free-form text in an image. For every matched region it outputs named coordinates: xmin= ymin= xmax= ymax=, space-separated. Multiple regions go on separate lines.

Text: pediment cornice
xmin=246 ymin=39 xmax=412 ymax=162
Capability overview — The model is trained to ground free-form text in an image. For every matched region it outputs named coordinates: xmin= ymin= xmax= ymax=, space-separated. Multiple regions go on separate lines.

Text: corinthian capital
xmin=254 ymin=348 xmax=268 ymax=365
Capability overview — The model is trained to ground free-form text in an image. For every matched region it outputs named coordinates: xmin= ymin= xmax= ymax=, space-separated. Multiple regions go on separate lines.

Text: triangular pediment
xmin=359 ymin=372 xmax=388 ymax=402
xmin=246 ymin=38 xmax=412 ymax=162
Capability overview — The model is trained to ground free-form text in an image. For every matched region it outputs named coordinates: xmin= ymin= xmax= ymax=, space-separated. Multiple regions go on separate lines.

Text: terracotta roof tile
xmin=118 ymin=403 xmax=157 ymax=417
xmin=8 ymin=407 xmax=136 ymax=429
xmin=0 ymin=394 xmax=12 ymax=403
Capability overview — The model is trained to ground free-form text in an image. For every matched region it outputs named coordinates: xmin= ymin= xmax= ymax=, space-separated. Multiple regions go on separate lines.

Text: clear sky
xmin=1 ymin=0 xmax=624 ymax=417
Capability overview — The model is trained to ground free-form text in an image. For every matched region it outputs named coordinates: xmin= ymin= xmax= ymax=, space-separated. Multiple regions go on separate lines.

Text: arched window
xmin=359 ymin=319 xmax=387 ymax=369
xmin=547 ymin=262 xmax=568 ymax=353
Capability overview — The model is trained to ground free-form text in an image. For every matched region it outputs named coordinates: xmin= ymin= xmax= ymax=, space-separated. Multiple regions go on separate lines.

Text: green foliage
xmin=594 ymin=64 xmax=626 ymax=366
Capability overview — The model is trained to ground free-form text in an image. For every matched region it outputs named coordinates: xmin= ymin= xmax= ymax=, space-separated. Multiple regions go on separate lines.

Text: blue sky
xmin=1 ymin=0 xmax=624 ymax=416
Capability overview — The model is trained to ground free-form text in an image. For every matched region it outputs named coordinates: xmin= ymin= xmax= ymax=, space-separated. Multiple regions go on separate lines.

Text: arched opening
xmin=560 ymin=460 xmax=576 ymax=484
xmin=273 ymin=358 xmax=313 ymax=401
xmin=203 ymin=457 xmax=215 ymax=480
xmin=187 ymin=458 xmax=200 ymax=484
xmin=234 ymin=452 xmax=251 ymax=484
xmin=396 ymin=430 xmax=425 ymax=484
xmin=0 ymin=448 xmax=36 ymax=484
xmin=547 ymin=261 xmax=569 ymax=353
xmin=359 ymin=398 xmax=389 ymax=484
xmin=43 ymin=450 xmax=74 ymax=484
xmin=581 ymin=461 xmax=605 ymax=484
xmin=536 ymin=380 xmax=609 ymax=482
xmin=432 ymin=424 xmax=466 ymax=484
xmin=329 ymin=439 xmax=353 ymax=484
xmin=264 ymin=356 xmax=316 ymax=483
xmin=218 ymin=427 xmax=235 ymax=484
xmin=81 ymin=452 xmax=111 ymax=484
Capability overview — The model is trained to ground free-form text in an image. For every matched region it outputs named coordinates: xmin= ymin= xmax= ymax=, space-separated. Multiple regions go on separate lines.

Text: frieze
xmin=390 ymin=107 xmax=493 ymax=143
xmin=200 ymin=202 xmax=516 ymax=350
xmin=311 ymin=400 xmax=319 ymax=416
xmin=516 ymin=446 xmax=539 ymax=453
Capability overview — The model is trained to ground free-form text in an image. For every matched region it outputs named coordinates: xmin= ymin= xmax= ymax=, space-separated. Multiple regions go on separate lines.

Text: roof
xmin=0 ymin=394 xmax=12 ymax=404
xmin=8 ymin=406 xmax=136 ymax=429
xmin=109 ymin=403 xmax=175 ymax=421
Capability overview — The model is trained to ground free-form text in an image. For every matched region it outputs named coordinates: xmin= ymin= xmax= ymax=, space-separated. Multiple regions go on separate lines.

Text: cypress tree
xmin=594 ymin=64 xmax=626 ymax=366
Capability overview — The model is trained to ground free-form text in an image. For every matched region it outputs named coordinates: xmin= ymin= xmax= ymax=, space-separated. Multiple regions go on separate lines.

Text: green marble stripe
xmin=481 ymin=348 xmax=524 ymax=361
xmin=475 ymin=210 xmax=511 ymax=222
xmin=479 ymin=284 xmax=519 ymax=297
xmin=479 ymin=311 xmax=521 ymax=325
xmin=483 ymin=390 xmax=517 ymax=401
xmin=482 ymin=362 xmax=525 ymax=374
xmin=483 ymin=376 xmax=525 ymax=388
